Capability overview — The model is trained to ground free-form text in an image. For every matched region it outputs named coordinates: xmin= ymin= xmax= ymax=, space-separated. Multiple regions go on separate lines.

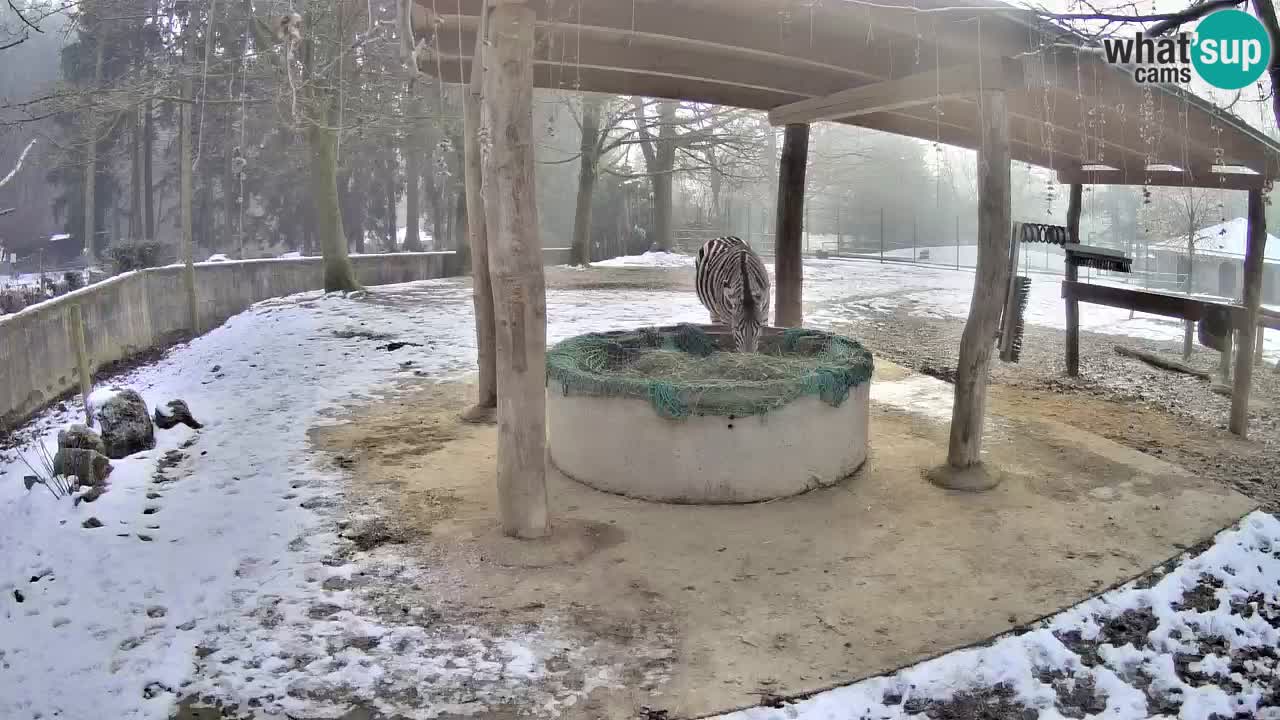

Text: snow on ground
xmin=0 ymin=271 xmax=52 ymax=288
xmin=0 ymin=279 xmax=715 ymax=719
xmin=593 ymin=250 xmax=696 ymax=268
xmin=715 ymin=511 xmax=1280 ymax=720
xmin=1 ymin=259 xmax=1276 ymax=719
xmin=803 ymin=258 xmax=1280 ymax=364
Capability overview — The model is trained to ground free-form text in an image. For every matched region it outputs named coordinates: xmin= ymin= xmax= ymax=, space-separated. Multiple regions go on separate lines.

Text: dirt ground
xmin=309 ymin=360 xmax=1250 ymax=718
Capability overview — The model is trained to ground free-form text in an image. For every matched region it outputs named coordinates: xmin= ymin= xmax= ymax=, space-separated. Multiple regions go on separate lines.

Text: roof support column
xmin=1229 ymin=188 xmax=1267 ymax=437
xmin=1064 ymin=183 xmax=1083 ymax=377
xmin=774 ymin=123 xmax=809 ymax=327
xmin=482 ymin=0 xmax=550 ymax=538
xmin=931 ymin=89 xmax=1011 ymax=491
xmin=462 ymin=0 xmax=497 ymax=421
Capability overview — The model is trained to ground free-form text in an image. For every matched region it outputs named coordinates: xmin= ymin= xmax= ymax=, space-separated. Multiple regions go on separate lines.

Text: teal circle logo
xmin=1192 ymin=10 xmax=1272 ymax=90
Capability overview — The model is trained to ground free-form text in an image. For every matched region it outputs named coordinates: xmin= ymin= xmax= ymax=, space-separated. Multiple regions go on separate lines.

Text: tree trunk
xmin=481 ymin=0 xmax=549 ymax=539
xmin=939 ymin=89 xmax=1010 ymax=486
xmin=571 ymin=96 xmax=603 ymax=266
xmin=143 ymin=99 xmax=155 ymax=242
xmin=384 ymin=137 xmax=396 ymax=251
xmin=773 ymin=123 xmax=809 ymax=327
xmin=404 ymin=94 xmax=424 ymax=251
xmin=309 ymin=116 xmax=360 ymax=291
xmin=180 ymin=78 xmax=198 ymax=333
xmin=463 ymin=5 xmax=497 ymax=416
xmin=224 ymin=129 xmax=236 ymax=255
xmin=83 ymin=36 xmax=105 ymax=259
xmin=652 ymin=171 xmax=672 ymax=251
xmin=1183 ymin=220 xmax=1196 ymax=359
xmin=130 ymin=108 xmax=142 ymax=240
xmin=454 ymin=191 xmax=467 ymax=256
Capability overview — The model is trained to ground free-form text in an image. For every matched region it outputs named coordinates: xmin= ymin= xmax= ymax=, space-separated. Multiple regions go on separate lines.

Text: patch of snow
xmin=869 ymin=376 xmax=955 ymax=422
xmin=594 ymin=251 xmax=696 ymax=268
xmin=205 ymin=253 xmax=230 ymax=263
xmin=86 ymin=386 xmax=122 ymax=417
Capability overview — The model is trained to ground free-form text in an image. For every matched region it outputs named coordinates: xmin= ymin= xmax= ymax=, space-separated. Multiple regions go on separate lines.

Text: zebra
xmin=695 ymin=236 xmax=771 ymax=353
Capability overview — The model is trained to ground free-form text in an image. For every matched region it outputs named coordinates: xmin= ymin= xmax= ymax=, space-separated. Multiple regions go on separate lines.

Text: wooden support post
xmin=1218 ymin=331 xmax=1234 ymax=384
xmin=180 ymin=77 xmax=198 ymax=335
xmin=1255 ymin=326 xmax=1265 ymax=366
xmin=461 ymin=2 xmax=497 ymax=421
xmin=933 ymin=89 xmax=1010 ymax=490
xmin=481 ymin=0 xmax=550 ymax=539
xmin=955 ymin=215 xmax=960 ymax=269
xmin=773 ymin=123 xmax=808 ymax=327
xmin=67 ymin=304 xmax=93 ymax=427
xmin=1229 ymin=188 xmax=1267 ymax=437
xmin=1064 ymin=183 xmax=1083 ymax=377
xmin=879 ymin=207 xmax=885 ymax=261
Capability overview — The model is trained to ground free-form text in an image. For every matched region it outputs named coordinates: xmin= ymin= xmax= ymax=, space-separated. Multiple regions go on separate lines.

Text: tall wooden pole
xmin=481 ymin=0 xmax=550 ymax=539
xmin=461 ymin=2 xmax=498 ymax=421
xmin=1229 ymin=188 xmax=1267 ymax=437
xmin=1065 ymin=183 xmax=1083 ymax=377
xmin=180 ymin=78 xmax=198 ymax=334
xmin=934 ymin=89 xmax=1010 ymax=490
xmin=774 ymin=123 xmax=809 ymax=328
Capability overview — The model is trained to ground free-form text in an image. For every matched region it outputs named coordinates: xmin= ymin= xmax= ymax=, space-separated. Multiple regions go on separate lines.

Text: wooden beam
xmin=1064 ymin=184 xmax=1083 ymax=377
xmin=482 ymin=0 xmax=550 ymax=539
xmin=774 ymin=123 xmax=809 ymax=327
xmin=943 ymin=89 xmax=1010 ymax=484
xmin=1230 ymin=188 xmax=1267 ymax=437
xmin=768 ymin=58 xmax=1024 ymax=126
xmin=1062 ymin=281 xmax=1208 ymax=321
xmin=461 ymin=1 xmax=497 ymax=421
xmin=1057 ymin=168 xmax=1269 ymax=191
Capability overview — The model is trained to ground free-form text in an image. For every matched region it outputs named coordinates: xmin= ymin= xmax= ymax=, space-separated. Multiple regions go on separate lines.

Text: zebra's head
xmin=723 ymin=252 xmax=767 ymax=353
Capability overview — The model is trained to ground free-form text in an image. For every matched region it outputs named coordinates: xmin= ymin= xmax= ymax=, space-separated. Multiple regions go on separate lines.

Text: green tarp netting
xmin=546 ymin=324 xmax=874 ymax=419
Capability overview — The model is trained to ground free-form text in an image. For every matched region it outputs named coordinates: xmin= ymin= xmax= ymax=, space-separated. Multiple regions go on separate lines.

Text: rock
xmin=53 ymin=447 xmax=113 ymax=486
xmin=82 ymin=517 xmax=104 ymax=529
xmin=95 ymin=389 xmax=155 ymax=459
xmin=75 ymin=485 xmax=105 ymax=504
xmin=154 ymin=399 xmax=203 ymax=430
xmin=58 ymin=424 xmax=106 ymax=456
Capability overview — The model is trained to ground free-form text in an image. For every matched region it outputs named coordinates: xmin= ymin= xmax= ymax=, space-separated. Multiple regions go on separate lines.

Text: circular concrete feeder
xmin=546 ymin=325 xmax=872 ymax=504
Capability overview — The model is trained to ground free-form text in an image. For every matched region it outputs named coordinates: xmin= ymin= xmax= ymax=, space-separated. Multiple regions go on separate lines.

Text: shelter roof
xmin=414 ymin=0 xmax=1280 ymax=187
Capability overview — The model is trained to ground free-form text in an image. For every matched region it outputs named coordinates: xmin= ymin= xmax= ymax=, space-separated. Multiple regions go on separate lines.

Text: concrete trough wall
xmin=548 ymin=383 xmax=871 ymax=504
xmin=0 ymin=251 xmax=467 ymax=427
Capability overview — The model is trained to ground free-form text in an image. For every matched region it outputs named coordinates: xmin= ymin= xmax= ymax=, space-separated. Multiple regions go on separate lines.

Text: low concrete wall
xmin=0 ymin=251 xmax=462 ymax=427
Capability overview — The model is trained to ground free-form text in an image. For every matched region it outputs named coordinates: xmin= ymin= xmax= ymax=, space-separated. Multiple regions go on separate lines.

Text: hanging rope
xmin=192 ymin=0 xmax=223 ymax=172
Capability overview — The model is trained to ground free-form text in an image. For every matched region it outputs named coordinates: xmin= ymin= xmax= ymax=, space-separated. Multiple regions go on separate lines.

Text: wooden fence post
xmin=482 ymin=0 xmax=550 ymax=538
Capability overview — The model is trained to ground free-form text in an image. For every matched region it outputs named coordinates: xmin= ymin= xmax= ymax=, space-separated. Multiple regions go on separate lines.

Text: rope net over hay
xmin=546 ymin=324 xmax=874 ymax=419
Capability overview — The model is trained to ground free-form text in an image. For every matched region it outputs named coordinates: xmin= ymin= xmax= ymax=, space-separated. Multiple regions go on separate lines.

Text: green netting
xmin=546 ymin=324 xmax=874 ymax=419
